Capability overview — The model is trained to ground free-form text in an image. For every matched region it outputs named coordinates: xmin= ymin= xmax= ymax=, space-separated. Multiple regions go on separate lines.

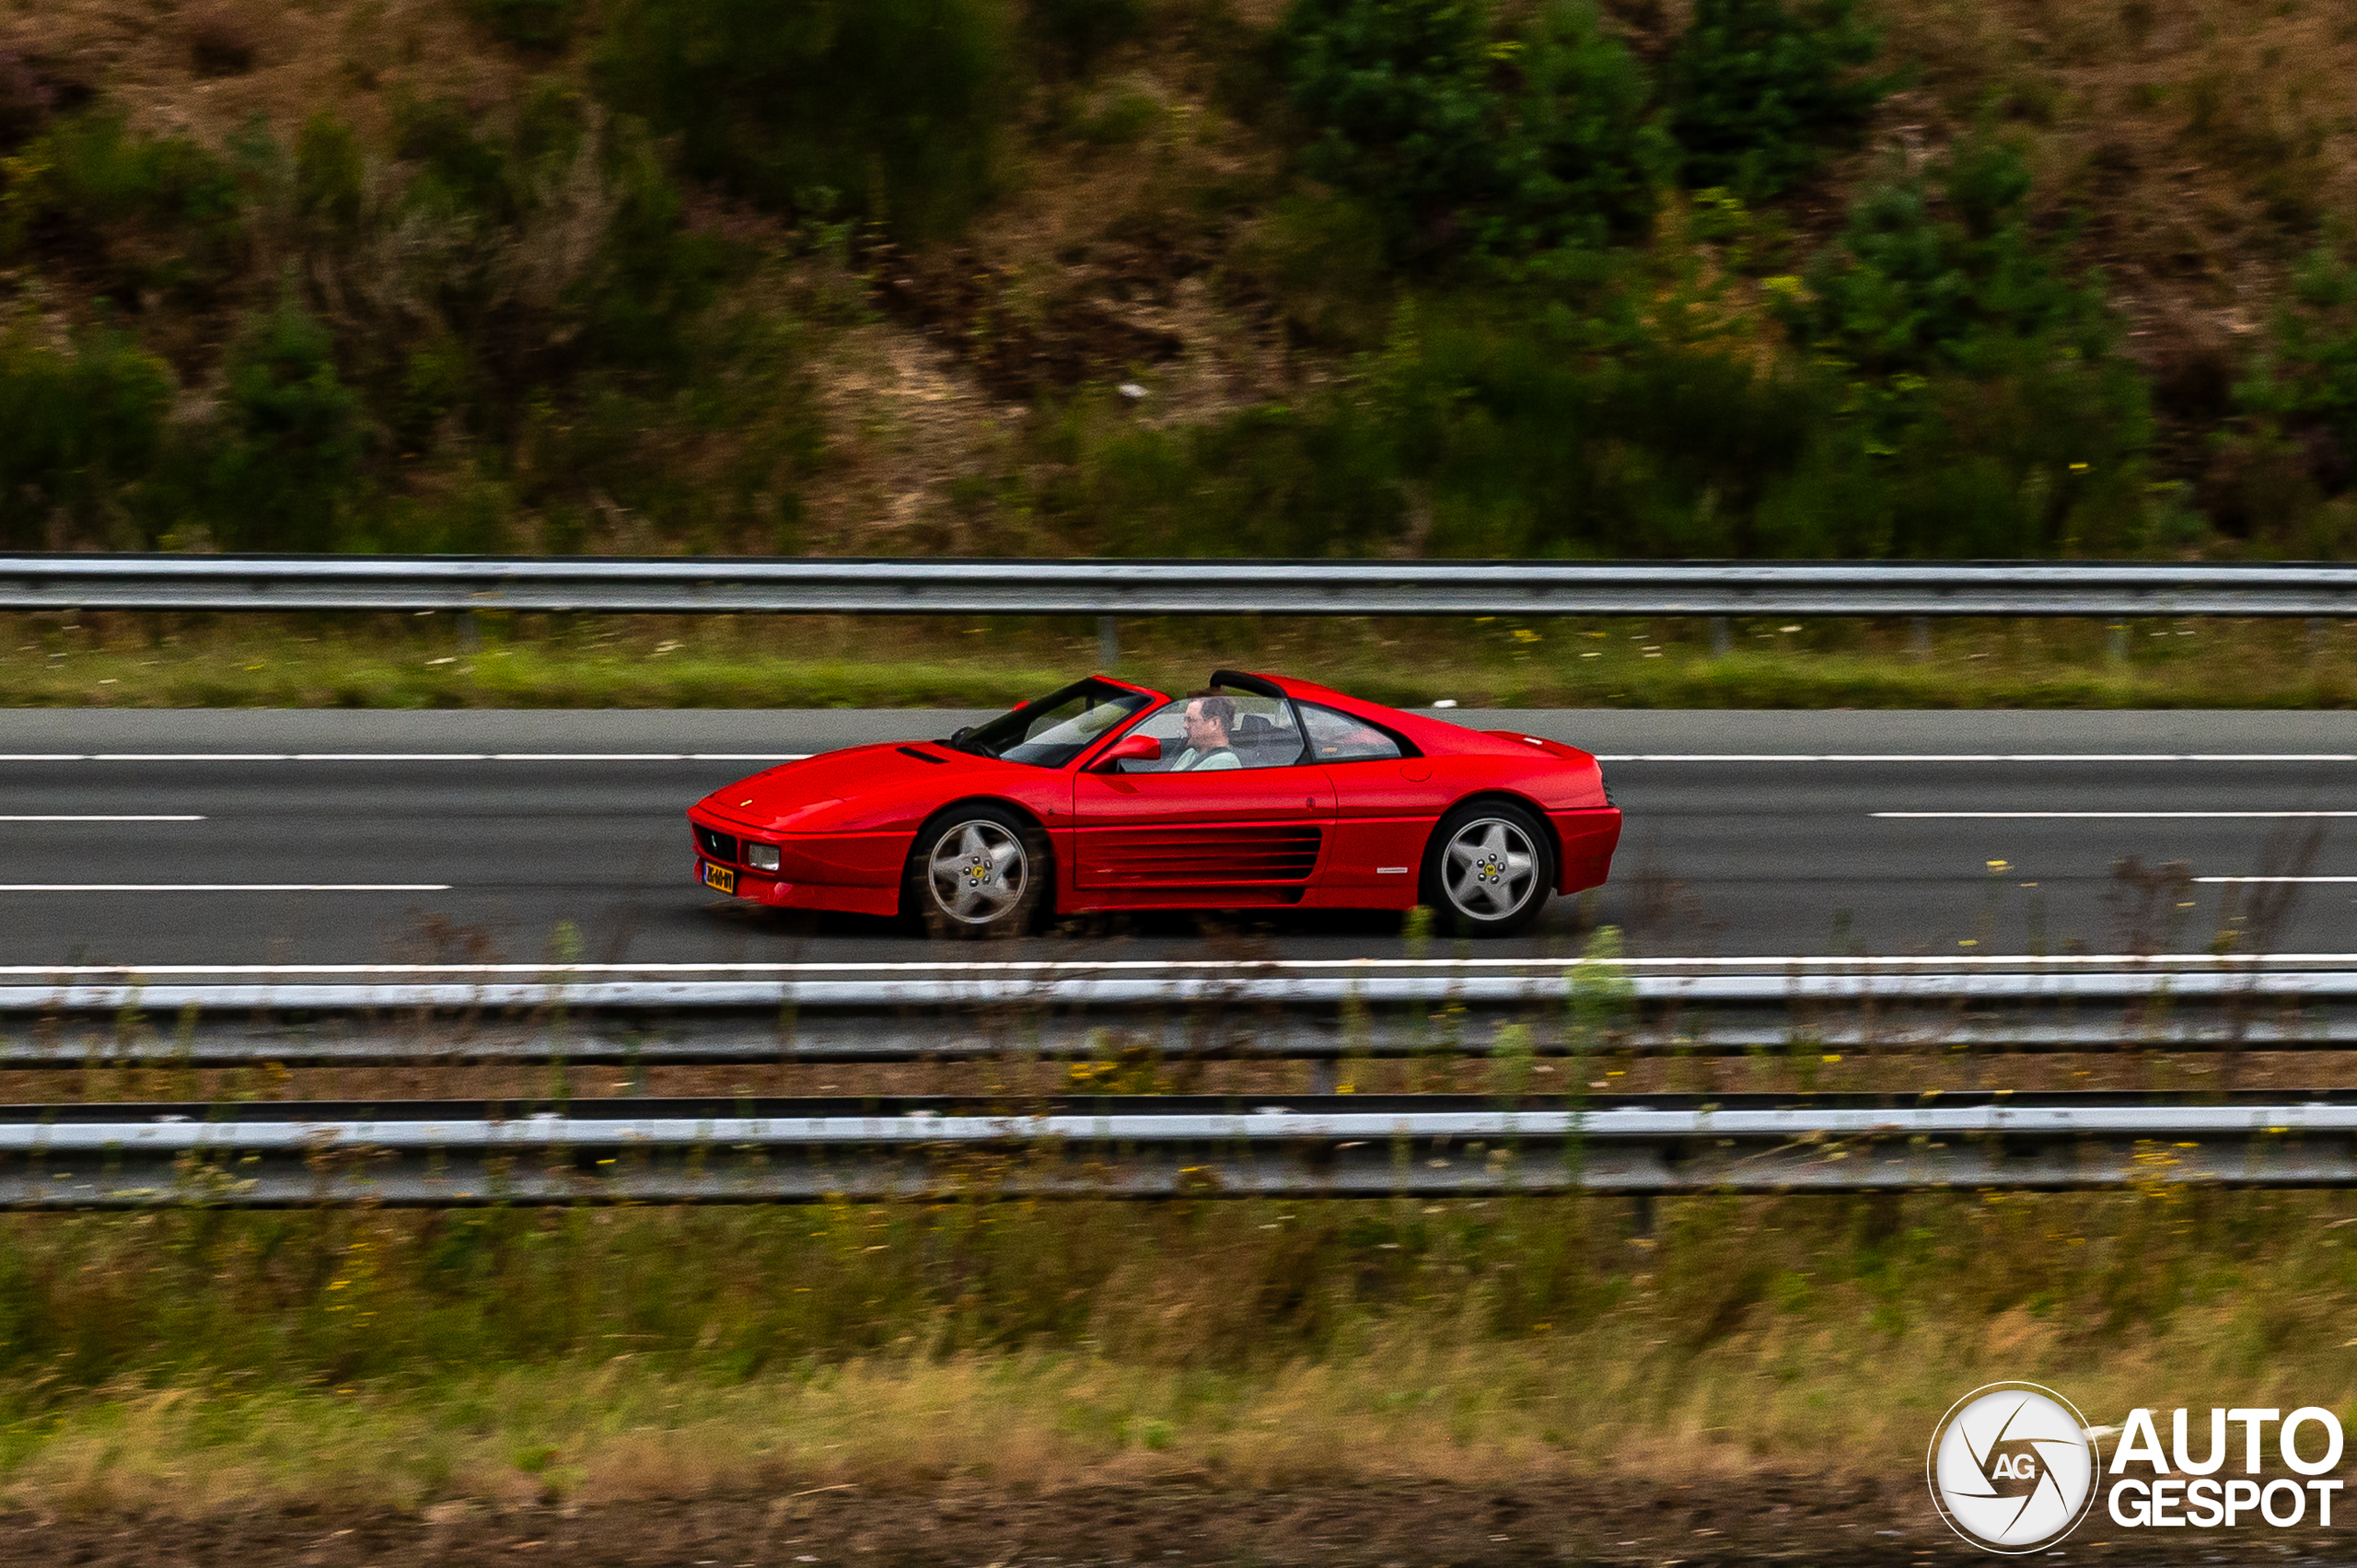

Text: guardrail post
xmin=2107 ymin=621 xmax=2130 ymax=664
xmin=2312 ymin=617 xmax=2334 ymax=663
xmin=459 ymin=610 xmax=482 ymax=654
xmin=1097 ymin=615 xmax=1119 ymax=670
xmin=1709 ymin=617 xmax=1731 ymax=657
xmin=1909 ymin=617 xmax=1932 ymax=661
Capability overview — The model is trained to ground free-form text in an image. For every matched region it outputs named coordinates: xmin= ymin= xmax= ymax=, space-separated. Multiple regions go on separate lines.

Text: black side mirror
xmin=950 ymin=726 xmax=973 ymax=744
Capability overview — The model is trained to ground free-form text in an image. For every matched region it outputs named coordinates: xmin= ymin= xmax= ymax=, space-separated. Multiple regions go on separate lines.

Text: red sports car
xmin=687 ymin=669 xmax=1620 ymax=937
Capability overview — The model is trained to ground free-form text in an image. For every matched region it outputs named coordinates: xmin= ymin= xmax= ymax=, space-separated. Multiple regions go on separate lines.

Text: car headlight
xmin=744 ymin=842 xmax=782 ymax=873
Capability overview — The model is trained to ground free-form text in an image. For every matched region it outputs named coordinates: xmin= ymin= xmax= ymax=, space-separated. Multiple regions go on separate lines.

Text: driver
xmin=1168 ymin=693 xmax=1240 ymax=772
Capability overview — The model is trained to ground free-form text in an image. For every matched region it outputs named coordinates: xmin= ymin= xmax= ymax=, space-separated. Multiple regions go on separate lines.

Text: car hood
xmin=693 ymin=740 xmax=1015 ymax=831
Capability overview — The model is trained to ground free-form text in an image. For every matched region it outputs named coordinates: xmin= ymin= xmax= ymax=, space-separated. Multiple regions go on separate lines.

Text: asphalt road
xmin=3 ymin=707 xmax=2354 ymax=966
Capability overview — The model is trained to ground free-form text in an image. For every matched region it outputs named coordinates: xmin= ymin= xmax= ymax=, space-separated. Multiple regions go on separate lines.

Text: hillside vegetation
xmin=6 ymin=0 xmax=2357 ymax=562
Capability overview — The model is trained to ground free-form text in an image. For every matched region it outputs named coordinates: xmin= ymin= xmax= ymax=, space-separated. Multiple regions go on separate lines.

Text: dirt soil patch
xmin=0 ymin=1478 xmax=2316 ymax=1565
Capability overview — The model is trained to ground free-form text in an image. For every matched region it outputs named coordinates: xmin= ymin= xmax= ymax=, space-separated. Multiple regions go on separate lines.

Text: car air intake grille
xmin=1086 ymin=828 xmax=1324 ymax=886
xmin=694 ymin=825 xmax=738 ymax=864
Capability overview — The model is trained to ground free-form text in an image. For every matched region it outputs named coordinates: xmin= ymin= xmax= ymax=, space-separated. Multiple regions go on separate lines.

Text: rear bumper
xmin=1550 ymin=807 xmax=1621 ymax=894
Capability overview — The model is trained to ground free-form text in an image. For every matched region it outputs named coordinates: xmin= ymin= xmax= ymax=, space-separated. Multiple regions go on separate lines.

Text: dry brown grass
xmin=24 ymin=1039 xmax=2357 ymax=1111
xmin=0 ymin=0 xmax=533 ymax=147
xmin=6 ymin=1307 xmax=2356 ymax=1515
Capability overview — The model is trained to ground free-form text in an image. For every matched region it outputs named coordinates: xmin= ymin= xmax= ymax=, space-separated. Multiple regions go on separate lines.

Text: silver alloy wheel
xmin=926 ymin=819 xmax=1028 ymax=925
xmin=1443 ymin=816 xmax=1538 ymax=921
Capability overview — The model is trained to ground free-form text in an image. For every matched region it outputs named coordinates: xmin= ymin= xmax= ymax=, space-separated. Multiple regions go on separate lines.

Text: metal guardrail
xmin=5 ymin=555 xmax=2356 ymax=618
xmin=4 ymin=1092 xmax=2354 ymax=1206
xmin=7 ymin=960 xmax=2353 ymax=1067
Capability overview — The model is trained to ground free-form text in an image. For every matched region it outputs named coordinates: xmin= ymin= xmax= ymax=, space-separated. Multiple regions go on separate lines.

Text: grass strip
xmin=4 ymin=611 xmax=2355 ymax=709
xmin=0 ymin=1187 xmax=2350 ymax=1512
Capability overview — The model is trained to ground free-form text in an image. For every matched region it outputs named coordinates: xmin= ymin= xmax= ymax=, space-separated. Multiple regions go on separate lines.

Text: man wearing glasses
xmin=1167 ymin=693 xmax=1241 ymax=772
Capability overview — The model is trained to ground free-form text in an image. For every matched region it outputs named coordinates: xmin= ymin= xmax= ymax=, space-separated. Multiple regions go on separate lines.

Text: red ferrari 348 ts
xmin=687 ymin=669 xmax=1620 ymax=937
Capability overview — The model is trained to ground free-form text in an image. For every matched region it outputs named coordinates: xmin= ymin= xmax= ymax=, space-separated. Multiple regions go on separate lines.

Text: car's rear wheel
xmin=907 ymin=804 xmax=1051 ymax=939
xmin=1422 ymin=800 xmax=1553 ymax=937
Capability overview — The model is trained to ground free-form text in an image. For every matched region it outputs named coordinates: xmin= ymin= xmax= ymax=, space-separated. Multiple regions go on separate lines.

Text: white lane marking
xmin=5 ymin=953 xmax=2355 ymax=977
xmin=0 ymin=752 xmax=811 ymax=762
xmin=1874 ymin=810 xmax=2357 ymax=819
xmin=0 ymin=815 xmax=204 ymax=822
xmin=0 ymin=884 xmax=449 ymax=892
xmin=1596 ymin=753 xmax=2357 ymax=762
xmin=2197 ymin=877 xmax=2357 ymax=884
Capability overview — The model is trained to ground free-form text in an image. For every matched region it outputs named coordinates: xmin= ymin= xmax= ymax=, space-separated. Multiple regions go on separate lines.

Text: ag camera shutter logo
xmin=1928 ymin=1383 xmax=2102 ymax=1553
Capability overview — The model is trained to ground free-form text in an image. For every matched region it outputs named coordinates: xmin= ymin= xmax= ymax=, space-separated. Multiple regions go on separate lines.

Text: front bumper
xmin=692 ymin=857 xmax=901 ymax=916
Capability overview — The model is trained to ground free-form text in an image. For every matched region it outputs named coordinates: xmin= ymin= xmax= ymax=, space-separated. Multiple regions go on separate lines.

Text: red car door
xmin=1299 ymin=700 xmax=1446 ymax=906
xmin=1072 ymin=697 xmax=1336 ymax=899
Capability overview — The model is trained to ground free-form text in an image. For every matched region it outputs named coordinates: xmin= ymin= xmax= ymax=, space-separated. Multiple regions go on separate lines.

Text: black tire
xmin=904 ymin=803 xmax=1051 ymax=939
xmin=1420 ymin=799 xmax=1554 ymax=937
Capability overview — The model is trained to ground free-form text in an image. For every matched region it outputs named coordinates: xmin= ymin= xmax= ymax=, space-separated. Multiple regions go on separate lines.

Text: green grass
xmin=0 ymin=1187 xmax=2353 ymax=1512
xmin=6 ymin=610 xmax=2355 ymax=709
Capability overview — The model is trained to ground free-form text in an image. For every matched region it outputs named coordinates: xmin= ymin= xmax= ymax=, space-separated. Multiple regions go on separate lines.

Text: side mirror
xmin=949 ymin=726 xmax=974 ymax=744
xmin=1097 ymin=734 xmax=1161 ymax=770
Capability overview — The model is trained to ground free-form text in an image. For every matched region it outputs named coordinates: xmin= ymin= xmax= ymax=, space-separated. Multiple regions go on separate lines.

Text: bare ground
xmin=0 ymin=1477 xmax=2324 ymax=1566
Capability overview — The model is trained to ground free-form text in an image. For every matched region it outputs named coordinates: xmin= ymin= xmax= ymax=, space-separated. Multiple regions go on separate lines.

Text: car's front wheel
xmin=906 ymin=804 xmax=1050 ymax=938
xmin=1422 ymin=800 xmax=1554 ymax=937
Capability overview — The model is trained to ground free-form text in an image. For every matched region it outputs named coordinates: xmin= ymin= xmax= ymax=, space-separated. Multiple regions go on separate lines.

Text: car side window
xmin=1300 ymin=702 xmax=1404 ymax=762
xmin=1114 ymin=695 xmax=1308 ymax=772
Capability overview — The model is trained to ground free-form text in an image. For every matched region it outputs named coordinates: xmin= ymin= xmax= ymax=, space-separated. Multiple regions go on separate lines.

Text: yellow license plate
xmin=702 ymin=861 xmax=737 ymax=894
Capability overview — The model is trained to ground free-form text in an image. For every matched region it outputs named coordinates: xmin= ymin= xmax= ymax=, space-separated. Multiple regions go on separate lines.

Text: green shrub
xmin=563 ymin=117 xmax=731 ymax=377
xmin=465 ymin=0 xmax=583 ymax=52
xmin=0 ymin=318 xmax=173 ymax=549
xmin=390 ymin=93 xmax=518 ymax=225
xmin=1050 ymin=396 xmax=1410 ymax=556
xmin=1663 ymin=0 xmax=1888 ymax=200
xmin=294 ymin=112 xmax=365 ymax=231
xmin=1040 ymin=221 xmax=2158 ymax=563
xmin=0 ymin=113 xmax=244 ymax=297
xmin=1033 ymin=293 xmax=1831 ymax=560
xmin=1028 ymin=0 xmax=1144 ymax=75
xmin=1782 ymin=136 xmax=2117 ymax=379
xmin=1079 ymin=90 xmax=1162 ymax=146
xmin=594 ymin=0 xmax=1011 ymax=238
xmin=1771 ymin=135 xmax=2154 ymax=553
xmin=360 ymin=93 xmax=726 ymax=437
xmin=203 ymin=296 xmax=367 ymax=552
xmin=2238 ymin=247 xmax=2357 ymax=480
xmin=1276 ymin=0 xmax=1667 ymax=260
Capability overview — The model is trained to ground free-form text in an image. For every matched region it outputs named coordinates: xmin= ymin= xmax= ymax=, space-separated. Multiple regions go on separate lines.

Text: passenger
xmin=1168 ymin=693 xmax=1241 ymax=772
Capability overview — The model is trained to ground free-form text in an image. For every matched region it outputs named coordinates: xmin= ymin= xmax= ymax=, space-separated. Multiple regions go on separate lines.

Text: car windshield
xmin=948 ymin=679 xmax=1157 ymax=769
